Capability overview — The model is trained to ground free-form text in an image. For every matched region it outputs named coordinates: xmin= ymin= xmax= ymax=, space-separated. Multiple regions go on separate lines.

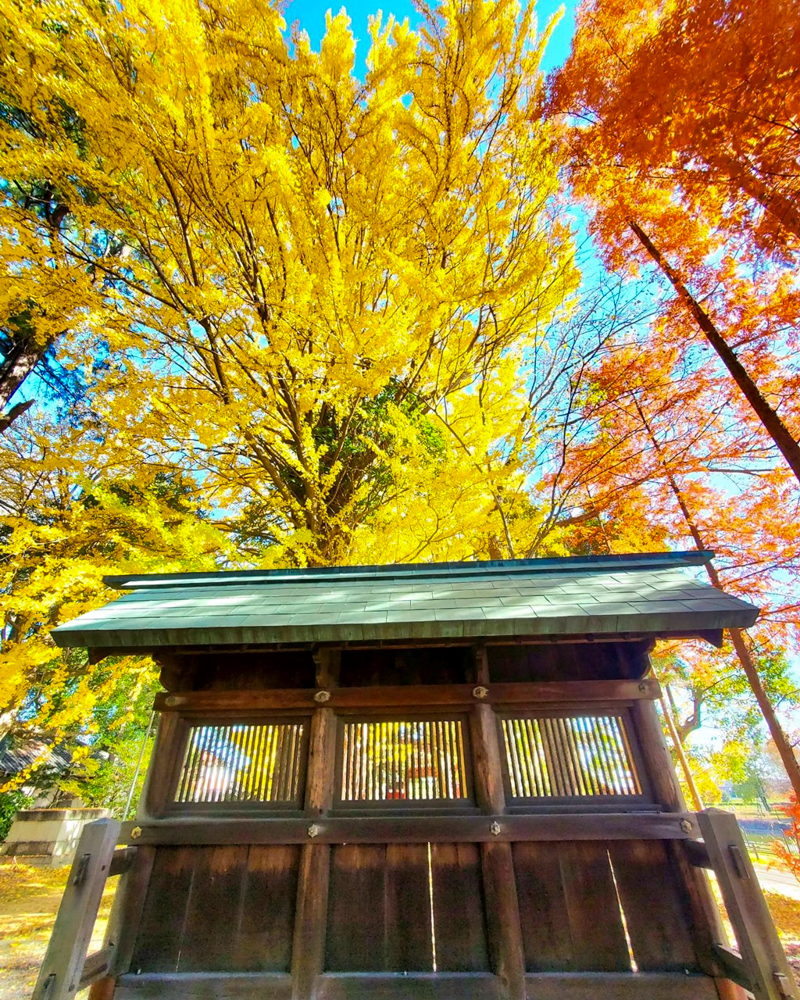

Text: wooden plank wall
xmin=117 ymin=644 xmax=727 ymax=999
xmin=126 ymin=835 xmax=702 ymax=981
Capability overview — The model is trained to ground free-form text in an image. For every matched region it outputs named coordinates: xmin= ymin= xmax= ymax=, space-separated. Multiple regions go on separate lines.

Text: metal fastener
xmin=490 ymin=821 xmax=501 ymax=836
xmin=308 ymin=824 xmax=321 ymax=839
xmin=314 ymin=690 xmax=331 ymax=703
xmin=679 ymin=819 xmax=693 ymax=834
xmin=638 ymin=681 xmax=649 ymax=693
xmin=165 ymin=695 xmax=185 ymax=707
xmin=130 ymin=826 xmax=142 ymax=840
xmin=473 ymin=686 xmax=489 ymax=700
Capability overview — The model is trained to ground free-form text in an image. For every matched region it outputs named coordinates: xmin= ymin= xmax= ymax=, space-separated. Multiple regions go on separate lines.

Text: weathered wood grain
xmin=469 ymin=704 xmax=505 ymax=815
xmin=385 ymin=843 xmax=433 ymax=972
xmin=325 ymin=844 xmax=386 ymax=972
xmin=430 ymin=843 xmax=489 ymax=973
xmin=698 ymin=809 xmax=800 ymax=1000
xmin=557 ymin=841 xmax=630 ymax=972
xmin=480 ymin=840 xmax=526 ymax=999
xmin=118 ymin=811 xmax=693 ymax=847
xmin=608 ymin=840 xmax=698 ymax=972
xmin=32 ymin=819 xmax=121 ymax=1000
xmin=291 ymin=844 xmax=331 ymax=998
xmin=513 ymin=841 xmax=573 ymax=972
xmin=153 ymin=678 xmax=660 ymax=714
xmin=115 ymin=972 xmax=292 ymax=999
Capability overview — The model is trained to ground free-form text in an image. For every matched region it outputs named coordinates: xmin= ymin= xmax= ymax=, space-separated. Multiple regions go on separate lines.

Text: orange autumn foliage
xmin=549 ymin=0 xmax=800 ymax=483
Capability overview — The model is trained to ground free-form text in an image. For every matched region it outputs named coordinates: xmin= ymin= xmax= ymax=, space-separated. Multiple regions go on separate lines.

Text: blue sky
xmin=283 ymin=0 xmax=578 ymax=76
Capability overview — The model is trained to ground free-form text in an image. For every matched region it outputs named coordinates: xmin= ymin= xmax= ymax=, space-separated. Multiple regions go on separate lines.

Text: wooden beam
xmin=712 ymin=945 xmax=753 ymax=991
xmin=143 ymin=711 xmax=187 ymax=817
xmin=79 ymin=948 xmax=113 ymax=989
xmin=109 ymin=847 xmax=138 ymax=877
xmin=119 ymin=812 xmax=694 ymax=847
xmin=153 ymin=678 xmax=661 ymax=714
xmin=313 ymin=647 xmax=341 ymax=690
xmin=115 ymin=973 xmax=292 ymax=999
xmin=683 ymin=838 xmax=713 ymax=869
xmin=316 ymin=972 xmax=506 ymax=998
xmin=102 ymin=845 xmax=157 ymax=979
xmin=32 ymin=819 xmax=121 ymax=1000
xmin=522 ymin=972 xmax=720 ymax=998
xmin=112 ymin=970 xmax=723 ymax=1000
xmin=630 ymin=699 xmax=735 ymax=982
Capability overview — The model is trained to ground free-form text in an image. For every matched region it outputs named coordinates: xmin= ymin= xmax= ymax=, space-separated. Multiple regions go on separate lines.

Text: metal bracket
xmin=72 ymin=854 xmax=91 ymax=888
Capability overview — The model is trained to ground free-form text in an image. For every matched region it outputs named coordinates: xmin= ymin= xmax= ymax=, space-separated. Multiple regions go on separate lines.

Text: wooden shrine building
xmin=35 ymin=552 xmax=799 ymax=1000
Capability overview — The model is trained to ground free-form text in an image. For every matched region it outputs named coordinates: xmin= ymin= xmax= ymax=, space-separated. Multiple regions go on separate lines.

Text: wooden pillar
xmin=631 ymin=699 xmax=746 ymax=999
xmin=292 ymin=697 xmax=337 ymax=999
xmin=470 ymin=694 xmax=526 ymax=999
xmin=142 ymin=710 xmax=186 ymax=819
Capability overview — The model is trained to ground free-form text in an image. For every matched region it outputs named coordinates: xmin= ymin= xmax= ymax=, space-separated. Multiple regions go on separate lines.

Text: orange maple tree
xmin=549 ymin=0 xmax=800 ymax=482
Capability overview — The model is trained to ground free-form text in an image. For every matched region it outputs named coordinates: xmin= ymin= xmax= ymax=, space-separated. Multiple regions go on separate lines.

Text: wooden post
xmin=313 ymin=647 xmax=341 ymax=690
xmin=291 ymin=843 xmax=331 ymax=1000
xmin=33 ymin=819 xmax=121 ymax=1000
xmin=142 ymin=710 xmax=187 ymax=818
xmin=97 ymin=845 xmax=157 ymax=982
xmin=470 ymin=698 xmax=526 ymax=999
xmin=292 ymin=704 xmax=337 ymax=999
xmin=470 ymin=702 xmax=506 ymax=815
xmin=305 ymin=707 xmax=337 ymax=817
xmin=698 ymin=810 xmax=800 ymax=1000
xmin=474 ymin=643 xmax=490 ymax=686
xmin=631 ymin=699 xmax=746 ymax=998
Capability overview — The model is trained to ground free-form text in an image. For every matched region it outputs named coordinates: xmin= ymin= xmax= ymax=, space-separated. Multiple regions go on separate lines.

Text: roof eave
xmin=53 ymin=605 xmax=756 ymax=653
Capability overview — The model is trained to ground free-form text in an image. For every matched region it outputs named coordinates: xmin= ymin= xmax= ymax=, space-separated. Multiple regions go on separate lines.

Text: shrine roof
xmin=51 ymin=551 xmax=758 ymax=653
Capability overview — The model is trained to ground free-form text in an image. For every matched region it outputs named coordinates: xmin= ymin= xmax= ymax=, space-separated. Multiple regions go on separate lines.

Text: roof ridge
xmin=102 ymin=550 xmax=714 ymax=591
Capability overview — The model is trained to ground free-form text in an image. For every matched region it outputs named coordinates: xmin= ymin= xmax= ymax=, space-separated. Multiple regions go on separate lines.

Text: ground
xmin=0 ymin=864 xmax=113 ymax=1000
xmin=2 ymin=861 xmax=800 ymax=998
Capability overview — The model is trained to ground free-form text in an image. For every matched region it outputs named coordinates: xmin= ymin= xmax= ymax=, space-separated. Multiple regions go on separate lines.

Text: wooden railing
xmin=31 ymin=819 xmax=130 ymax=1000
xmin=31 ymin=810 xmax=800 ymax=1000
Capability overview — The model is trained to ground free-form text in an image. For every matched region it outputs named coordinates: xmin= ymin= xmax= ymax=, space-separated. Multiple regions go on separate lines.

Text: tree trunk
xmin=633 ymin=395 xmax=800 ymax=801
xmin=0 ymin=337 xmax=48 ymax=433
xmin=709 ymin=152 xmax=800 ymax=242
xmin=629 ymin=220 xmax=800 ymax=486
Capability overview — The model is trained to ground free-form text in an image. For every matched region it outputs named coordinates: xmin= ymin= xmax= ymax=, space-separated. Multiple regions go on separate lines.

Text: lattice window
xmin=338 ymin=719 xmax=470 ymax=804
xmin=500 ymin=713 xmax=643 ymax=800
xmin=175 ymin=721 xmax=307 ymax=806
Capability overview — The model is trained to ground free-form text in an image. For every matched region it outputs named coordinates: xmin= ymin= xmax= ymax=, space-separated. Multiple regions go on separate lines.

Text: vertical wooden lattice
xmin=500 ymin=714 xmax=641 ymax=799
xmin=339 ymin=719 xmax=469 ymax=803
xmin=176 ymin=722 xmax=305 ymax=805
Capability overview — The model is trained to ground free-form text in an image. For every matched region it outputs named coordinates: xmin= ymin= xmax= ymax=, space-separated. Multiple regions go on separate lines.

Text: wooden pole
xmin=656 ymin=682 xmax=704 ymax=811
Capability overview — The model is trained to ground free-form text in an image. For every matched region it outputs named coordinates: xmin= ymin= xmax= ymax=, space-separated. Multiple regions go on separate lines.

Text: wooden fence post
xmin=698 ymin=809 xmax=799 ymax=1000
xmin=32 ymin=818 xmax=121 ymax=1000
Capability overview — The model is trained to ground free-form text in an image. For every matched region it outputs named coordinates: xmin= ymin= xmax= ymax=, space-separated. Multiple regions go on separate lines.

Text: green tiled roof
xmin=51 ymin=551 xmax=759 ymax=650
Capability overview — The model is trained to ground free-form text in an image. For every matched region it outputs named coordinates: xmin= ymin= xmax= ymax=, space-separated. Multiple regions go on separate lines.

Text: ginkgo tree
xmin=0 ymin=0 xmax=577 ymax=568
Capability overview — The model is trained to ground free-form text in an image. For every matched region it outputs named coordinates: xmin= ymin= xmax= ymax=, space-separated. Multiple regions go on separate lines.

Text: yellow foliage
xmin=0 ymin=0 xmax=577 ymax=570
